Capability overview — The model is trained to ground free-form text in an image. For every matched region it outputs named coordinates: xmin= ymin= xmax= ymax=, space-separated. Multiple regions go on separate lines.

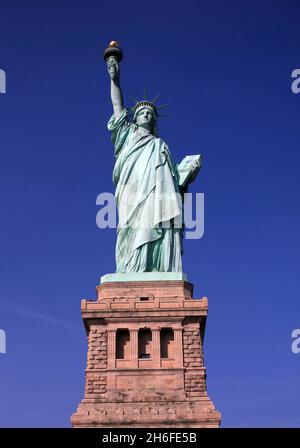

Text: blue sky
xmin=0 ymin=0 xmax=300 ymax=427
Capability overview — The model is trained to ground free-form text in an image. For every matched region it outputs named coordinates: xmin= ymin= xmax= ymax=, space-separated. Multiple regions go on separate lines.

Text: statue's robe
xmin=108 ymin=109 xmax=183 ymax=273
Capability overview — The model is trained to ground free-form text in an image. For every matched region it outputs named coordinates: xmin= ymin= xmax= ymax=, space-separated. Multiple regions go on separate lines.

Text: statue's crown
xmin=132 ymin=100 xmax=157 ymax=119
xmin=131 ymin=91 xmax=167 ymax=121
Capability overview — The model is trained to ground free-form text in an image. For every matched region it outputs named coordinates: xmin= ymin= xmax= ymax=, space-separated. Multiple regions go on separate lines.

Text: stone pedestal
xmin=71 ymin=279 xmax=221 ymax=428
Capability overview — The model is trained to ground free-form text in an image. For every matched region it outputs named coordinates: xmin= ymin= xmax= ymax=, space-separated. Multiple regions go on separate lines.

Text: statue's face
xmin=135 ymin=107 xmax=155 ymax=131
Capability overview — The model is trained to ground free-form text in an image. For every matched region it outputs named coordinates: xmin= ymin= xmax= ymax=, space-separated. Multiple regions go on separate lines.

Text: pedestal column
xmin=130 ymin=329 xmax=138 ymax=368
xmin=107 ymin=329 xmax=116 ymax=368
xmin=152 ymin=328 xmax=161 ymax=368
xmin=174 ymin=327 xmax=183 ymax=367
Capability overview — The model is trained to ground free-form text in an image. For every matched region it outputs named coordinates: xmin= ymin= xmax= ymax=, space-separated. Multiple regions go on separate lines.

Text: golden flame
xmin=109 ymin=41 xmax=119 ymax=48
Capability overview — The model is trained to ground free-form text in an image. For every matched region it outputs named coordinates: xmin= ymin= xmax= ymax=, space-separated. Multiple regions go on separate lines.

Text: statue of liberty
xmin=104 ymin=42 xmax=201 ymax=274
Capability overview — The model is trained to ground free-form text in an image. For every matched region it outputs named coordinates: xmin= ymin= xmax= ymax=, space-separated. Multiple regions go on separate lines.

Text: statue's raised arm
xmin=104 ymin=41 xmax=124 ymax=119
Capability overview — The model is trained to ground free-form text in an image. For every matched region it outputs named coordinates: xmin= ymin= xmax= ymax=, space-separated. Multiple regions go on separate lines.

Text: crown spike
xmin=152 ymin=91 xmax=162 ymax=104
xmin=156 ymin=103 xmax=168 ymax=109
xmin=143 ymin=87 xmax=148 ymax=100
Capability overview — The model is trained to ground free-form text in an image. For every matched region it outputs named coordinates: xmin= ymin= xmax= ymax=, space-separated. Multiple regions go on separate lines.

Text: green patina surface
xmin=106 ymin=53 xmax=201 ymax=274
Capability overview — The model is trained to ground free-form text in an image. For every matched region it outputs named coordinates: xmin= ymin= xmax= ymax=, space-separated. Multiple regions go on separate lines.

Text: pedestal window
xmin=138 ymin=328 xmax=152 ymax=359
xmin=160 ymin=328 xmax=175 ymax=359
xmin=116 ymin=329 xmax=130 ymax=359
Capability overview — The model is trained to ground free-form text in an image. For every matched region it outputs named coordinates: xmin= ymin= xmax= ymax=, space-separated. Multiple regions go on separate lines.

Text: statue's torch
xmin=103 ymin=41 xmax=123 ymax=78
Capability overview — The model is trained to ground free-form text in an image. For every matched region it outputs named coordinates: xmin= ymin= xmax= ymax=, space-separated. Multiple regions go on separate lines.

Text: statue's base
xmin=100 ymin=272 xmax=188 ymax=283
xmin=71 ymin=278 xmax=221 ymax=428
xmin=72 ymin=399 xmax=220 ymax=428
